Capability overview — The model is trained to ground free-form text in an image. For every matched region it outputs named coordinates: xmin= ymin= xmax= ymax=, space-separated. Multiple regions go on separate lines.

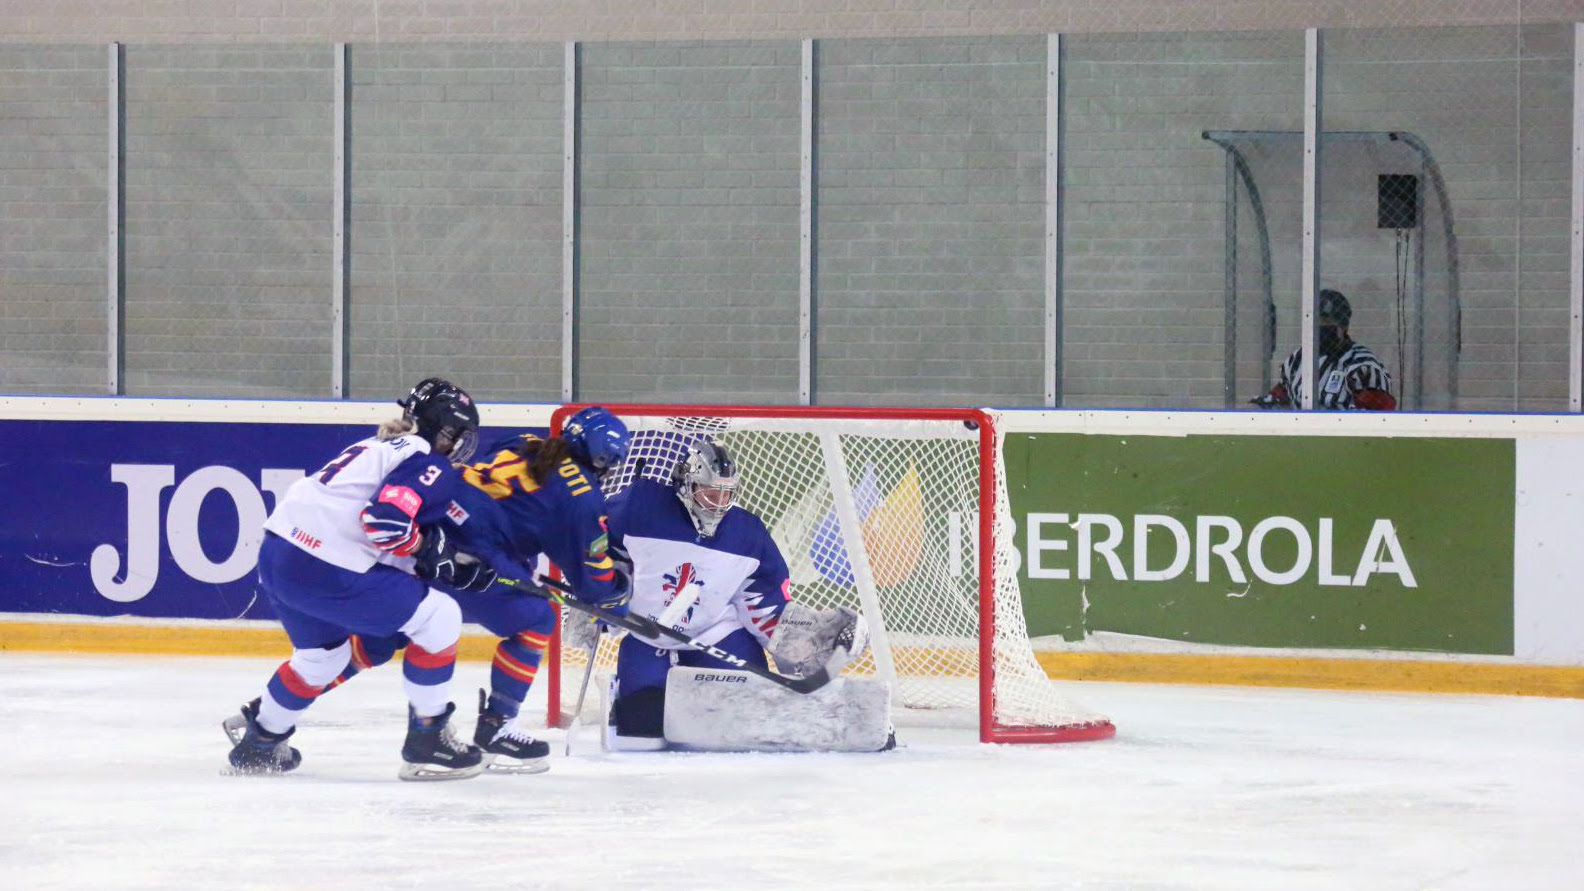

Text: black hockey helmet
xmin=1318 ymin=289 xmax=1352 ymax=327
xmin=397 ymin=377 xmax=480 ymax=463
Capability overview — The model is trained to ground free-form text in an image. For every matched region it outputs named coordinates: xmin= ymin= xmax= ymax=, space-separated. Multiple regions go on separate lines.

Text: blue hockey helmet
xmin=398 ymin=377 xmax=480 ymax=463
xmin=562 ymin=406 xmax=631 ymax=474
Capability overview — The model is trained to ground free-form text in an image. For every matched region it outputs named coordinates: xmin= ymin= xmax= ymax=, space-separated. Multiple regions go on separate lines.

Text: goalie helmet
xmin=673 ymin=438 xmax=737 ymax=537
xmin=397 ymin=377 xmax=480 ymax=463
xmin=562 ymin=406 xmax=631 ymax=474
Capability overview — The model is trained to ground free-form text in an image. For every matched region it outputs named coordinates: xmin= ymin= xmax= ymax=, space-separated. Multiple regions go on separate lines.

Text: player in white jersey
xmin=1252 ymin=289 xmax=1398 ymax=411
xmin=225 ymin=378 xmax=536 ymax=781
xmin=595 ymin=438 xmax=871 ymax=751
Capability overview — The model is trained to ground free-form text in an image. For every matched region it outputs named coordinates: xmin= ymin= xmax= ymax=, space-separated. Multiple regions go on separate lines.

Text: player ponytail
xmin=377 ymin=416 xmax=416 ymax=440
xmin=504 ymin=434 xmax=577 ymax=485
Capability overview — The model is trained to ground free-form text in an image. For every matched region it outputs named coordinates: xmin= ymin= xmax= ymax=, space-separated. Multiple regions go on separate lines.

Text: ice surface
xmin=3 ymin=652 xmax=1581 ymax=890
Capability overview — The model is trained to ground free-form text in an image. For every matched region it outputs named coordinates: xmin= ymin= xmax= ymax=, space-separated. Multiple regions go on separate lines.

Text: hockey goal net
xmin=545 ymin=404 xmax=1114 ymax=743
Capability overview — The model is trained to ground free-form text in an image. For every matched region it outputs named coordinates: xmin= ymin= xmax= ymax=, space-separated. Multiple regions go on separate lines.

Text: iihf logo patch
xmin=446 ymin=500 xmax=469 ymax=524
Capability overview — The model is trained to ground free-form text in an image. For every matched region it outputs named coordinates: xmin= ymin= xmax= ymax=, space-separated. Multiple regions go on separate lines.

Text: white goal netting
xmin=552 ymin=407 xmax=1112 ymax=742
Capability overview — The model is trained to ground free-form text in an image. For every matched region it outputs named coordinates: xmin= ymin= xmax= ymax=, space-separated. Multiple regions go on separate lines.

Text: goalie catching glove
xmin=769 ymin=604 xmax=871 ymax=678
xmin=413 ymin=525 xmax=496 ymax=593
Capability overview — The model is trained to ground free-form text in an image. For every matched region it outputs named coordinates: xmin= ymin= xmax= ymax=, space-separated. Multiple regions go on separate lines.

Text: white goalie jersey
xmin=605 ymin=478 xmax=791 ymax=651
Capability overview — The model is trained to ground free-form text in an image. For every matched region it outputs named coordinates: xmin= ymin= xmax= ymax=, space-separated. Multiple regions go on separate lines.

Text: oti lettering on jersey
xmin=557 ymin=460 xmax=592 ymax=497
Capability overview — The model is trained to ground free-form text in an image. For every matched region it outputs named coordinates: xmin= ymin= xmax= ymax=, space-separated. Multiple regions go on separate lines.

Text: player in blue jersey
xmin=223 ymin=378 xmax=541 ymax=781
xmin=306 ymin=405 xmax=635 ymax=773
xmin=597 ymin=437 xmax=867 ymax=751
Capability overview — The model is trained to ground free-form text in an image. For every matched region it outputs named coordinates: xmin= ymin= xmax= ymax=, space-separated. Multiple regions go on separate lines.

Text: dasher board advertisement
xmin=1005 ymin=433 xmax=1515 ymax=655
xmin=0 ymin=419 xmax=542 ymax=620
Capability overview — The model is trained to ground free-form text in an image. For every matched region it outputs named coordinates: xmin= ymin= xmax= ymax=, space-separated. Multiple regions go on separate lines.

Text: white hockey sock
xmin=400 ymin=590 xmax=463 ymax=719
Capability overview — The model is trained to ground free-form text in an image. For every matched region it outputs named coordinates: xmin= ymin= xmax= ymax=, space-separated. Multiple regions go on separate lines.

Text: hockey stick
xmin=563 ymin=626 xmax=600 ymax=756
xmin=499 ymin=575 xmax=833 ymax=695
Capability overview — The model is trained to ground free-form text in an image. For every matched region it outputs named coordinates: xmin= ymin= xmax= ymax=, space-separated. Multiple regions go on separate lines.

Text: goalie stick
xmin=499 ymin=575 xmax=834 ymax=695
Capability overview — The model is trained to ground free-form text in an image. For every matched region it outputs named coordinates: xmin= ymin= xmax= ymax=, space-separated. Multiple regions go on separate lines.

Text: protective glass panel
xmin=578 ymin=41 xmax=801 ymax=404
xmin=0 ymin=45 xmax=107 ymax=395
xmin=1064 ymin=30 xmax=1304 ymax=409
xmin=348 ymin=44 xmax=563 ymax=402
xmin=1321 ymin=25 xmax=1574 ymax=411
xmin=123 ymin=45 xmax=333 ymax=396
xmin=816 ymin=36 xmax=1045 ymax=407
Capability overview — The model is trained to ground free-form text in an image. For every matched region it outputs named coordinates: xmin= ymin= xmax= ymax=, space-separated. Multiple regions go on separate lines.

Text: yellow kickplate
xmin=1037 ymin=651 xmax=1584 ymax=698
xmin=0 ymin=620 xmax=501 ymax=662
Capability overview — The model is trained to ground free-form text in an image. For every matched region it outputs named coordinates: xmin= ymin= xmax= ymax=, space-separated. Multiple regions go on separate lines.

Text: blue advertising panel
xmin=0 ymin=420 xmax=543 ymax=620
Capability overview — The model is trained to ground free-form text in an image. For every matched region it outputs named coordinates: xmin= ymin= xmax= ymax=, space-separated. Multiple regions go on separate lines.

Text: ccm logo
xmin=695 ymin=674 xmax=746 ymax=684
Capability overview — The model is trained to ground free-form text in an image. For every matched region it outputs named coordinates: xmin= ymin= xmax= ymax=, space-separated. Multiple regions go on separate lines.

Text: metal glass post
xmin=332 ymin=43 xmax=349 ymax=397
xmin=1570 ymin=23 xmax=1584 ymax=411
xmin=107 ymin=42 xmax=123 ymax=395
xmin=1301 ymin=28 xmax=1323 ymax=410
xmin=562 ymin=41 xmax=579 ymax=402
xmin=1044 ymin=34 xmax=1064 ymax=408
xmin=800 ymin=38 xmax=816 ymax=406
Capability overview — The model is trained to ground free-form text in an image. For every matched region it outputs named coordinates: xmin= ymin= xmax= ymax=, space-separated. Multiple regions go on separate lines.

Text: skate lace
xmin=499 ymin=725 xmax=538 ymax=745
xmin=438 ymin=721 xmax=472 ymax=755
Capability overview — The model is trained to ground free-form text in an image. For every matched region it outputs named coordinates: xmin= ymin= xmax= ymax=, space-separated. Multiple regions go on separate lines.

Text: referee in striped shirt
xmin=1251 ymin=289 xmax=1397 ymax=411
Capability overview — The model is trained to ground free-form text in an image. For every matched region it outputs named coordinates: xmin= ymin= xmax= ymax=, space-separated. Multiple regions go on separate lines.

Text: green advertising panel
xmin=1005 ymin=433 xmax=1514 ymax=654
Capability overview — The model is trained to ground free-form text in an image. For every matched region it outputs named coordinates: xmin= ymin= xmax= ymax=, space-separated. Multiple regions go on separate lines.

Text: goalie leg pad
xmin=663 ymin=667 xmax=893 ymax=753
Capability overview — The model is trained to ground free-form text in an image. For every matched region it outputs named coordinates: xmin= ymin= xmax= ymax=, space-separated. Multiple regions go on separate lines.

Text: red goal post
xmin=544 ymin=403 xmax=1114 ymax=744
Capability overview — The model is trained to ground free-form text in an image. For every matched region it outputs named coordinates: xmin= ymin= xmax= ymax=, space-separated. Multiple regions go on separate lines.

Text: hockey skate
xmin=221 ymin=696 xmax=263 ymax=746
xmin=399 ymin=702 xmax=485 ymax=782
xmin=473 ymin=689 xmax=550 ymax=775
xmin=224 ymin=702 xmax=302 ymax=776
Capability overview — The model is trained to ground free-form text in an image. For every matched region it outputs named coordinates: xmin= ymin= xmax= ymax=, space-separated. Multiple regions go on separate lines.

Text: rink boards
xmin=1 ymin=396 xmax=1581 ymax=698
